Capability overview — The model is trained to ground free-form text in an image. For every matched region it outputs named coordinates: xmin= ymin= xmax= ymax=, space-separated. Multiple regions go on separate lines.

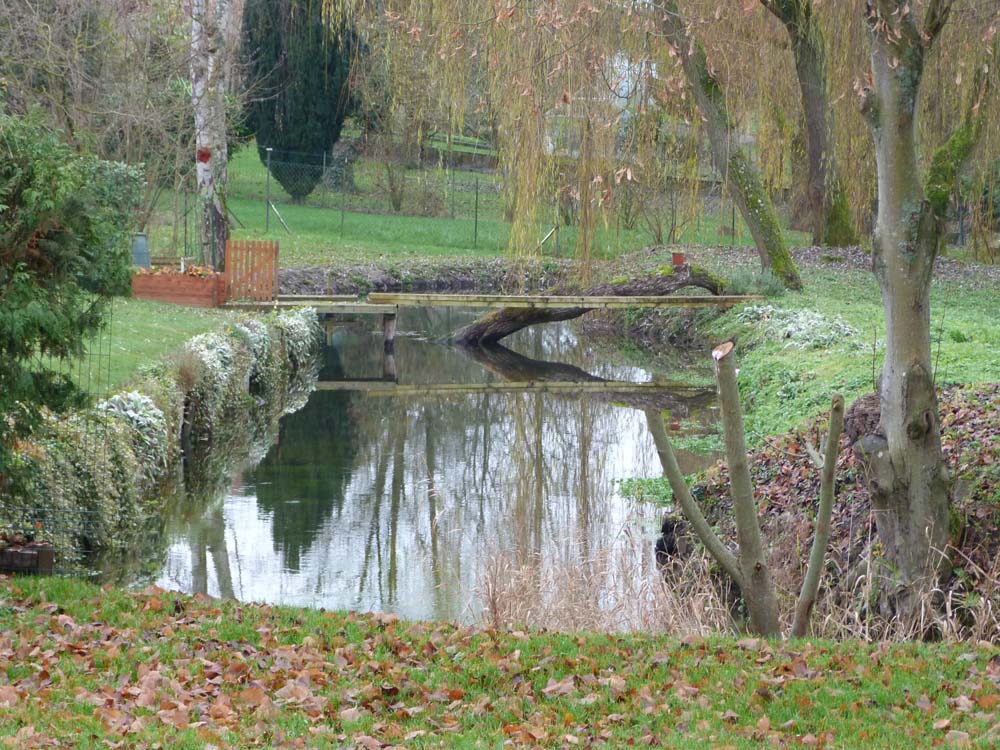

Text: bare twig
xmin=644 ymin=408 xmax=743 ymax=589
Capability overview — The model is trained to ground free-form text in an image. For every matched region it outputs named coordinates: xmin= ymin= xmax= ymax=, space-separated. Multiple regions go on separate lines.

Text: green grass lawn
xmin=687 ymin=253 xmax=1000 ymax=442
xmin=1 ymin=577 xmax=998 ymax=749
xmin=65 ymin=298 xmax=233 ymax=395
xmin=145 ymin=145 xmax=811 ymax=268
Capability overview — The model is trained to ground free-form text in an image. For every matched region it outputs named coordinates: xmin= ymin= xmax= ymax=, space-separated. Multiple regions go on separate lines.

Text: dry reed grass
xmin=477 ymin=527 xmax=733 ymax=637
xmin=476 ymin=521 xmax=1000 ymax=643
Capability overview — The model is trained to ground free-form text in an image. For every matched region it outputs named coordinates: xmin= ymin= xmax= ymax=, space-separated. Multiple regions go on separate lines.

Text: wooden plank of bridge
xmin=224 ymin=301 xmax=397 ymax=314
xmin=365 ymin=292 xmax=761 ymax=309
xmin=314 ymin=380 xmax=707 ymax=395
xmin=277 ymin=294 xmax=361 ymax=303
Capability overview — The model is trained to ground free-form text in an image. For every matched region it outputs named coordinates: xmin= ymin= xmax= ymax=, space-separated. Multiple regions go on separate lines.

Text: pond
xmin=153 ymin=309 xmax=719 ymax=621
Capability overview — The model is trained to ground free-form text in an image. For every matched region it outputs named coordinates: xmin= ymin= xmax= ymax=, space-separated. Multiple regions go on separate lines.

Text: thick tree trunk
xmin=762 ymin=0 xmax=858 ymax=247
xmin=857 ymin=15 xmax=954 ymax=609
xmin=190 ymin=0 xmax=232 ymax=268
xmin=449 ymin=266 xmax=726 ymax=345
xmin=657 ymin=2 xmax=802 ymax=290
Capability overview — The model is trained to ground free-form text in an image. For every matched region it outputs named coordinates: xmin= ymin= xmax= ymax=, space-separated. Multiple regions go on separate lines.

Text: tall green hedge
xmin=2 ymin=308 xmax=321 ymax=567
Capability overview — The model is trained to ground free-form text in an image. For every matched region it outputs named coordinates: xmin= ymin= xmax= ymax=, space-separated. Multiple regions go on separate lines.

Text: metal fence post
xmin=265 ymin=147 xmax=273 ymax=233
xmin=322 ymin=151 xmax=328 ymax=209
xmin=450 ymin=167 xmax=455 ymax=219
xmin=731 ymin=203 xmax=736 ymax=247
xmin=474 ymin=178 xmax=479 ymax=248
xmin=554 ymin=199 xmax=560 ymax=256
xmin=958 ymin=198 xmax=966 ymax=246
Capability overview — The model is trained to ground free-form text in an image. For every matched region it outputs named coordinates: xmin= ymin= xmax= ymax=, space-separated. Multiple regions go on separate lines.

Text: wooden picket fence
xmin=225 ymin=240 xmax=279 ymax=302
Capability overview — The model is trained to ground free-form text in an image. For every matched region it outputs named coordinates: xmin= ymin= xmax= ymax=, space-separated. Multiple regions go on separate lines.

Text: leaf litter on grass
xmin=3 ymin=579 xmax=1000 ymax=748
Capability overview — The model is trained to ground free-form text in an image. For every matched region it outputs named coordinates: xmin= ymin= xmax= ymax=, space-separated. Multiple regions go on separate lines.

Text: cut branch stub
xmin=712 ymin=340 xmax=735 ymax=361
xmin=713 ymin=340 xmax=781 ymax=638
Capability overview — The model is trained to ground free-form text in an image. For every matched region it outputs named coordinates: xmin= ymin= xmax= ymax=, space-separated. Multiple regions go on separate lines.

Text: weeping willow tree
xmin=328 ymin=0 xmax=804 ymax=287
xmin=336 ymin=0 xmax=1000 ymax=617
xmin=758 ymin=1 xmax=858 ymax=246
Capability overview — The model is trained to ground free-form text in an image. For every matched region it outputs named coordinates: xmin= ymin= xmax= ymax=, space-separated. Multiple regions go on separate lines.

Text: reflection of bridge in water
xmin=316 ymin=340 xmax=714 ymax=415
xmin=315 ymin=380 xmax=699 ymax=395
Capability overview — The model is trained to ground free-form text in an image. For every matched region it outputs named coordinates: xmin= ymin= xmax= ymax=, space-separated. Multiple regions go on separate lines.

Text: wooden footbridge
xmin=226 ymin=291 xmax=757 ymax=313
xmin=225 ymin=291 xmax=760 ymax=345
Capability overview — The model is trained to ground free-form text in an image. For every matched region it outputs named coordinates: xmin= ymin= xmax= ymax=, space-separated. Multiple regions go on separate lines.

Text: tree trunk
xmin=657 ymin=2 xmax=803 ymax=290
xmin=857 ymin=12 xmax=956 ymax=609
xmin=762 ymin=0 xmax=858 ymax=247
xmin=712 ymin=342 xmax=781 ymax=637
xmin=449 ymin=266 xmax=726 ymax=345
xmin=190 ymin=0 xmax=232 ymax=268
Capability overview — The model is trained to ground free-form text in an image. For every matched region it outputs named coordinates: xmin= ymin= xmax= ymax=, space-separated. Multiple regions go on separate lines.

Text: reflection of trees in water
xmin=157 ymin=317 xmax=715 ymax=618
xmin=253 ymin=390 xmax=359 ymax=571
xmin=158 ymin=490 xmax=237 ymax=599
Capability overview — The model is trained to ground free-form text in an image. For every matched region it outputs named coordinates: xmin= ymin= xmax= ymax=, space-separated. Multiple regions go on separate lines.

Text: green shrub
xmin=0 ymin=112 xmax=143 ymax=478
xmin=3 ymin=308 xmax=322 ymax=566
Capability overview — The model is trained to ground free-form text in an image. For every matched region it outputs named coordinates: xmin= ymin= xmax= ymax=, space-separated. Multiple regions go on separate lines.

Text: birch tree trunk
xmin=190 ymin=0 xmax=234 ymax=268
xmin=656 ymin=2 xmax=803 ymax=290
xmin=856 ymin=1 xmax=992 ymax=610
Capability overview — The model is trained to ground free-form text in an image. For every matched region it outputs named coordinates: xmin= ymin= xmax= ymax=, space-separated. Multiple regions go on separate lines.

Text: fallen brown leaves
xmin=691 ymin=383 xmax=1000 ymax=626
xmin=2 ymin=579 xmax=1000 ymax=748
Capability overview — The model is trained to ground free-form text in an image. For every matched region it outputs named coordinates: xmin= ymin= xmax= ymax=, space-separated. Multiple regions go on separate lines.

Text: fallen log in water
xmin=449 ymin=266 xmax=726 ymax=345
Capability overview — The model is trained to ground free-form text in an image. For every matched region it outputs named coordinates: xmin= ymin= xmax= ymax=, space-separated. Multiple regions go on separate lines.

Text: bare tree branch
xmin=923 ymin=0 xmax=955 ymax=48
xmin=644 ymin=408 xmax=744 ymax=589
xmin=791 ymin=394 xmax=845 ymax=638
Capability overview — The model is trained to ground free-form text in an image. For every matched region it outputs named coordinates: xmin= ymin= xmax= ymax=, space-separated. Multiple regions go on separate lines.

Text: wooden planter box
xmin=132 ymin=272 xmax=228 ymax=308
xmin=0 ymin=543 xmax=55 ymax=575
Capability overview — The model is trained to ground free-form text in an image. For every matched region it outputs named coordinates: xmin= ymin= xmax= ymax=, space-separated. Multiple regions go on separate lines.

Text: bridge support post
xmin=382 ymin=313 xmax=397 ymax=351
xmin=383 ymin=351 xmax=397 ymax=381
xmin=322 ymin=318 xmax=337 ymax=346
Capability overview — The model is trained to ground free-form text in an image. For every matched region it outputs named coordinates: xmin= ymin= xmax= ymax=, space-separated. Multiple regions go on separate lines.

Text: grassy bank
xmin=622 ymin=247 xmax=1000 ymax=443
xmin=2 ymin=577 xmax=998 ymax=749
xmin=67 ymin=298 xmax=233 ymax=394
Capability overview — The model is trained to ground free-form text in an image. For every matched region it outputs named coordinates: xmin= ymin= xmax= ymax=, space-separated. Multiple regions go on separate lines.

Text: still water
xmin=154 ymin=309 xmax=718 ymax=621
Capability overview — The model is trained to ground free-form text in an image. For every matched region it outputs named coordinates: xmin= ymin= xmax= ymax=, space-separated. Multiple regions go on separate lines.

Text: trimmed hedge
xmin=2 ymin=308 xmax=321 ymax=566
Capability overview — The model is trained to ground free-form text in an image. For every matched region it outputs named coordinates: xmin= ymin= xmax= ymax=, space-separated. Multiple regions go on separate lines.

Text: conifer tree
xmin=242 ymin=0 xmax=355 ymax=200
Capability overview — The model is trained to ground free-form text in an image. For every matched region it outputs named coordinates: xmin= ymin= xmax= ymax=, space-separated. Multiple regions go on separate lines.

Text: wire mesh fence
xmin=231 ymin=145 xmax=504 ymax=246
xmin=1 ymin=314 xmax=118 ymax=576
xmin=142 ymin=139 xmax=991 ymax=266
xmin=0 ymin=504 xmax=102 ymax=576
